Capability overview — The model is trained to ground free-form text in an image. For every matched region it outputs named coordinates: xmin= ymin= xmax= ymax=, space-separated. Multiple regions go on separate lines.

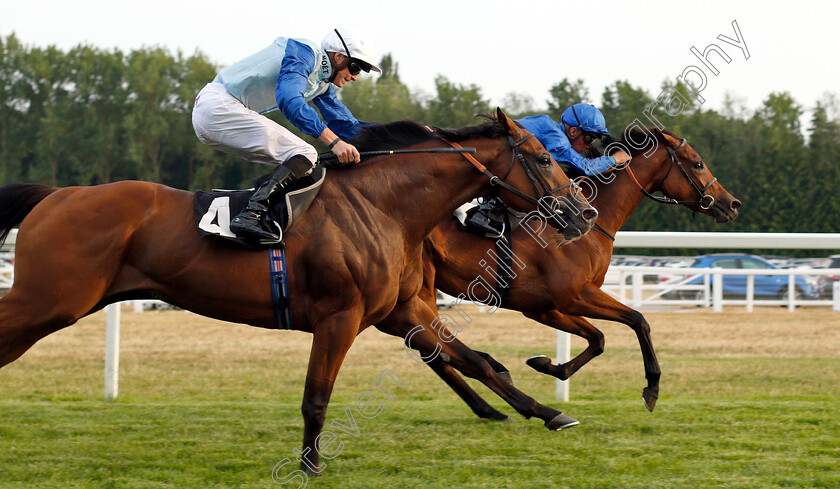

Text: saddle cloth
xmin=193 ymin=166 xmax=326 ymax=249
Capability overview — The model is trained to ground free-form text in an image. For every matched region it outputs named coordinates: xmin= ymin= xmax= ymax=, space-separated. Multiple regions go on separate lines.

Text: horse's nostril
xmin=583 ymin=207 xmax=598 ymax=222
xmin=730 ymin=199 xmax=742 ymax=211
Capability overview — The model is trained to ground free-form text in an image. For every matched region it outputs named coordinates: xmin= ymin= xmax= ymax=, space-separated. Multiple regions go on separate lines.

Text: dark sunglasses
xmin=334 ymin=29 xmax=371 ymax=76
xmin=347 ymin=58 xmax=371 ymax=76
xmin=582 ymin=132 xmax=602 ymax=145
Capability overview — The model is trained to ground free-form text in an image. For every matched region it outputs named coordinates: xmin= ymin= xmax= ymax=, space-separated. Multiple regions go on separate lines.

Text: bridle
xmin=440 ymin=132 xmax=580 ymax=209
xmin=625 ymin=137 xmax=717 ymax=211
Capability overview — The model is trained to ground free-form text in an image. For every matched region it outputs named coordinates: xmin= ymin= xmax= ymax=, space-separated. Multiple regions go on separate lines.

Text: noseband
xmin=627 ymin=138 xmax=717 ymax=210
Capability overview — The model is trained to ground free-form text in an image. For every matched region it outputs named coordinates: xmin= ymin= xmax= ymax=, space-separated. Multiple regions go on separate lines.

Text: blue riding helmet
xmin=561 ymin=103 xmax=611 ymax=136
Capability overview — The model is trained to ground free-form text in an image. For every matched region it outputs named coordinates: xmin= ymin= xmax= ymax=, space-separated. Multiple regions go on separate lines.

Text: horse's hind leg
xmin=426 ymin=356 xmax=510 ymax=421
xmin=474 ymin=350 xmax=512 ymax=385
xmin=0 ymin=290 xmax=92 ymax=368
xmin=400 ymin=322 xmax=578 ymax=430
xmin=379 ymin=297 xmax=579 ymax=430
xmin=0 ymin=254 xmax=112 ymax=368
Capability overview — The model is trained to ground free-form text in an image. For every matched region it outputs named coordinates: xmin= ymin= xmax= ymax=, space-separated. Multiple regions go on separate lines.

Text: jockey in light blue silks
xmin=192 ymin=28 xmax=380 ymax=242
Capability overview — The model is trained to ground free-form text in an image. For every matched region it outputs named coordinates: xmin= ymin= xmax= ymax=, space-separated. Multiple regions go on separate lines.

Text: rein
xmin=566 ymin=174 xmax=616 ymax=241
xmin=624 ymin=138 xmax=717 ymax=210
xmin=439 ymin=133 xmax=578 ymax=208
xmin=318 ymin=147 xmax=477 ymax=167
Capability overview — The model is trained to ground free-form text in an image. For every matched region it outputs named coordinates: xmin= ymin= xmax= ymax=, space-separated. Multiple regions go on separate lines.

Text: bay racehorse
xmin=419 ymin=127 xmax=741 ymax=418
xmin=0 ymin=109 xmax=597 ymax=471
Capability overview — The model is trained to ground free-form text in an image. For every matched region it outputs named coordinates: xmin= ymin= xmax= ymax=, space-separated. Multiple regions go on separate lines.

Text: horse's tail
xmin=0 ymin=183 xmax=60 ymax=244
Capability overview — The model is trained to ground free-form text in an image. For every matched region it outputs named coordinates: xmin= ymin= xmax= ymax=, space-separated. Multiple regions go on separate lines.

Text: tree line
xmin=1 ymin=34 xmax=838 ymax=254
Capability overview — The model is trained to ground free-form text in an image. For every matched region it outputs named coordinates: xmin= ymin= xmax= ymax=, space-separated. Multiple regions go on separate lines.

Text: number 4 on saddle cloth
xmin=194 ymin=166 xmax=326 ymax=250
xmin=192 ymin=166 xmax=326 ymax=330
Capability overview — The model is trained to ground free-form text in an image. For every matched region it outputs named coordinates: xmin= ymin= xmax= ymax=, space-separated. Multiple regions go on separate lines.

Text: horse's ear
xmin=655 ymin=128 xmax=680 ymax=148
xmin=495 ymin=107 xmax=521 ymax=137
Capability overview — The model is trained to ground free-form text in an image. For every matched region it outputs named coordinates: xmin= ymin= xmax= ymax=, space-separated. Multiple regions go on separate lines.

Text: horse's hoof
xmin=642 ymin=388 xmax=658 ymax=412
xmin=526 ymin=355 xmax=552 ymax=372
xmin=545 ymin=413 xmax=579 ymax=431
xmin=496 ymin=370 xmax=513 ymax=386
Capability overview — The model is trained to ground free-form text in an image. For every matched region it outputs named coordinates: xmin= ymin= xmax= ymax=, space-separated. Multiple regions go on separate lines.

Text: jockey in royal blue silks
xmin=192 ymin=28 xmax=380 ymax=242
xmin=516 ymin=103 xmax=631 ymax=177
xmin=460 ymin=104 xmax=632 ymax=237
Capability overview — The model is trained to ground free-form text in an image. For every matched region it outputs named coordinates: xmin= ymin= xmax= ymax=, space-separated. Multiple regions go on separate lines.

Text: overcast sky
xmin=3 ymin=0 xmax=840 ymax=125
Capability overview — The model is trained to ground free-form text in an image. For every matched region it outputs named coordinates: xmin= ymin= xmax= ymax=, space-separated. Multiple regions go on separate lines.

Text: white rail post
xmin=104 ymin=303 xmax=120 ymax=401
xmin=834 ymin=282 xmax=840 ymax=312
xmin=713 ymin=273 xmax=723 ymax=312
xmin=618 ymin=270 xmax=627 ymax=304
xmin=632 ymin=271 xmax=643 ymax=308
xmin=788 ymin=274 xmax=796 ymax=312
xmin=746 ymin=275 xmax=754 ymax=312
xmin=555 ymin=331 xmax=570 ymax=402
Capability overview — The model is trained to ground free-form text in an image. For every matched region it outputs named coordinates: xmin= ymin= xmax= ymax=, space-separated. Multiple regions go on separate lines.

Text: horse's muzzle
xmin=546 ymin=201 xmax=598 ymax=242
xmin=712 ymin=197 xmax=742 ymax=223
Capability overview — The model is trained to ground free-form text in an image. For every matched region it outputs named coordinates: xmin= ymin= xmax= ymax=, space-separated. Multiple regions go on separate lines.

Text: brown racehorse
xmin=0 ymin=109 xmax=597 ymax=472
xmin=419 ymin=128 xmax=741 ymax=418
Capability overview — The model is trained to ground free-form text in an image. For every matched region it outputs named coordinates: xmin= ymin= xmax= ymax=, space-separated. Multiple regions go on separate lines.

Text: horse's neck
xmin=589 ymin=156 xmax=664 ymax=235
xmin=329 ymin=152 xmax=489 ymax=241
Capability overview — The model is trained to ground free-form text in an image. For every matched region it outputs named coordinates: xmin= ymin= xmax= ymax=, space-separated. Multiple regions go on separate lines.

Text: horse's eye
xmin=538 ymin=153 xmax=551 ymax=166
xmin=693 ymin=161 xmax=704 ymax=170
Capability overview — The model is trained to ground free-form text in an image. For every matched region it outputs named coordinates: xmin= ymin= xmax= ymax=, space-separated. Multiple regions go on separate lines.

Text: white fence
xmin=3 ymin=229 xmax=839 ymax=402
xmin=603 ymin=265 xmax=840 ymax=312
xmin=613 ymin=231 xmax=840 ymax=249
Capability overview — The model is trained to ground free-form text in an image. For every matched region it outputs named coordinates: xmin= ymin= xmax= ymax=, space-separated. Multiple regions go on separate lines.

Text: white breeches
xmin=191 ymin=82 xmax=317 ymax=167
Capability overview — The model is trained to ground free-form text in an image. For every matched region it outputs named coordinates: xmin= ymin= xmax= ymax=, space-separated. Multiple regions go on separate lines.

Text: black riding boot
xmin=230 ymin=155 xmax=311 ymax=241
xmin=465 ymin=198 xmax=507 ymax=237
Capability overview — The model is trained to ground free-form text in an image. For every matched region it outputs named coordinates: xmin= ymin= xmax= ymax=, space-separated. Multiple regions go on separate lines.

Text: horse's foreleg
xmin=567 ymin=283 xmax=660 ymax=412
xmin=299 ymin=311 xmax=361 ymax=475
xmin=522 ymin=310 xmax=605 ymax=381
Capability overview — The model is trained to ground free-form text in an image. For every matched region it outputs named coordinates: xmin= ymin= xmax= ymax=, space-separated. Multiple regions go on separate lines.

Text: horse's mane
xmin=601 ymin=126 xmax=678 ymax=157
xmin=432 ymin=115 xmax=508 ymax=142
xmin=349 ymin=115 xmax=506 ymax=154
xmin=350 ymin=120 xmax=435 ymax=153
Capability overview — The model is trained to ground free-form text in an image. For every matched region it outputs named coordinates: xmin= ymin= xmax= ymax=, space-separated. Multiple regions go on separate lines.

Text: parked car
xmin=817 ymin=254 xmax=840 ymax=299
xmin=675 ymin=254 xmax=819 ymax=300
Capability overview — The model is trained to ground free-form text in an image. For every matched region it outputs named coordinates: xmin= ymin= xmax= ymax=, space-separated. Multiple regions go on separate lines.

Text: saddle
xmin=194 ymin=166 xmax=326 ymax=249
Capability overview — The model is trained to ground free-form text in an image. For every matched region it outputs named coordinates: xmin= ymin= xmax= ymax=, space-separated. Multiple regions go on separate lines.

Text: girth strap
xmin=495 ymin=216 xmax=515 ymax=307
xmin=269 ymin=248 xmax=293 ymax=330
